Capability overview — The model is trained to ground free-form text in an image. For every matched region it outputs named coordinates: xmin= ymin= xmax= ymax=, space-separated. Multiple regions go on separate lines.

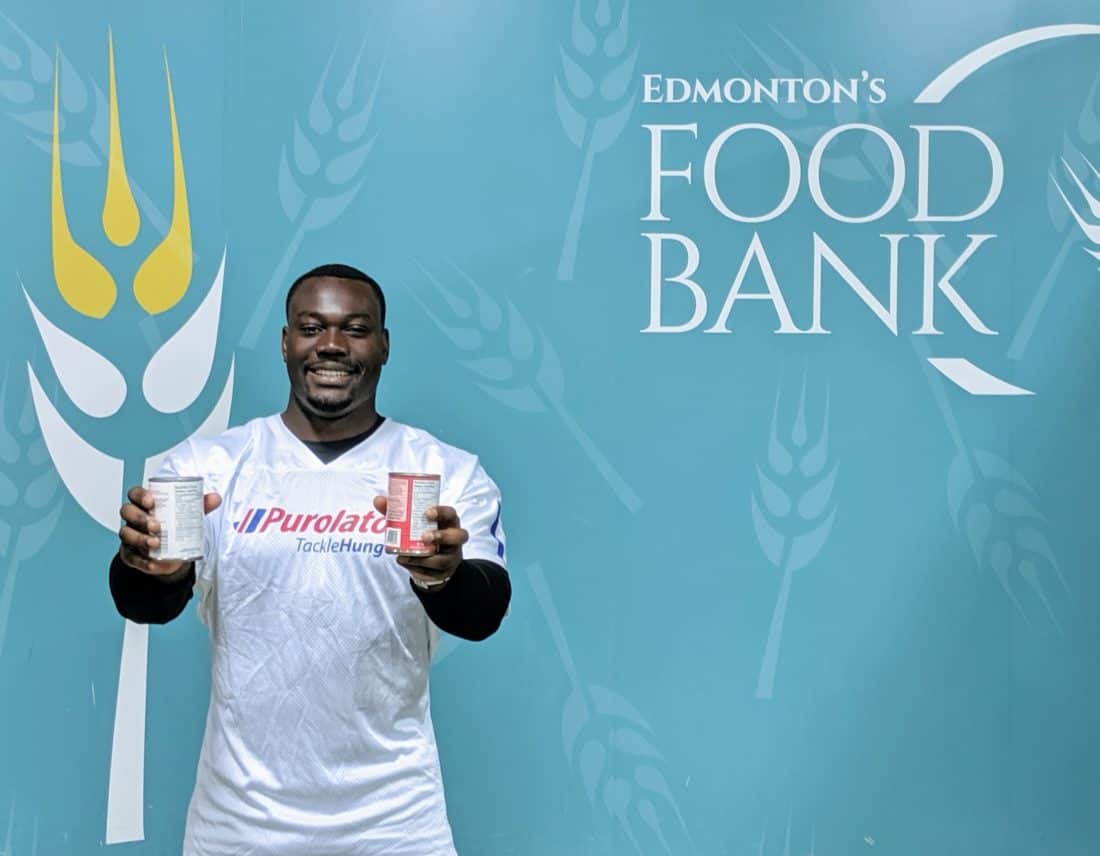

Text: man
xmin=110 ymin=263 xmax=511 ymax=855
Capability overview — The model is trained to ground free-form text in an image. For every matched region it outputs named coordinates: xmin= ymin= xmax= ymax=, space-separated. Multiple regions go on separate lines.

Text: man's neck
xmin=281 ymin=402 xmax=381 ymax=442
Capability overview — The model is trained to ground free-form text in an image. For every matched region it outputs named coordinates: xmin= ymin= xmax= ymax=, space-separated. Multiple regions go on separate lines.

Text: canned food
xmin=148 ymin=476 xmax=205 ymax=561
xmin=385 ymin=472 xmax=441 ymax=556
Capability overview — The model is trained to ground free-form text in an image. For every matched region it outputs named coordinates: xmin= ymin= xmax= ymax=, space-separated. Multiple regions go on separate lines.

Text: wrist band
xmin=412 ymin=575 xmax=450 ymax=591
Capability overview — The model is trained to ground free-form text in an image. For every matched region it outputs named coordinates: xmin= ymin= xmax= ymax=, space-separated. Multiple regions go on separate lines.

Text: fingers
xmin=126 ymin=486 xmax=221 ymax=515
xmin=401 ymin=507 xmax=466 ymax=567
xmin=121 ymin=487 xmax=219 ymax=532
xmin=118 ymin=546 xmax=187 ymax=577
xmin=397 ymin=552 xmax=459 ymax=578
xmin=127 ymin=485 xmax=155 ymax=511
xmin=421 ymin=526 xmax=468 ymax=552
xmin=427 ymin=505 xmax=460 ymax=529
xmin=120 ymin=497 xmax=159 ymax=538
xmin=424 ymin=505 xmax=465 ymax=554
xmin=396 ymin=512 xmax=467 ymax=578
xmin=118 ymin=493 xmax=163 ymax=572
xmin=120 ymin=496 xmax=159 ymax=525
xmin=119 ymin=522 xmax=158 ymax=554
xmin=394 ymin=526 xmax=469 ymax=563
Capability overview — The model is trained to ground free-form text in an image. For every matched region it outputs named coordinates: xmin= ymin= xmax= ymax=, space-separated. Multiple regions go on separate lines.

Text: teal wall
xmin=1 ymin=1 xmax=1099 ymax=853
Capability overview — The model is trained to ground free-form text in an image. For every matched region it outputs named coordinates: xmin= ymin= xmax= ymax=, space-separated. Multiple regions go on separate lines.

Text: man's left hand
xmin=372 ymin=496 xmax=468 ymax=588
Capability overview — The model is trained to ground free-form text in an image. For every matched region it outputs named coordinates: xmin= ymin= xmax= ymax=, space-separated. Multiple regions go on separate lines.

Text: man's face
xmin=282 ymin=276 xmax=389 ymax=419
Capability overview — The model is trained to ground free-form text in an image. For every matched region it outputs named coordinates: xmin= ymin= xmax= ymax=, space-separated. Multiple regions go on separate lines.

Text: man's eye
xmin=300 ymin=325 xmax=322 ymax=334
xmin=346 ymin=326 xmax=370 ymax=335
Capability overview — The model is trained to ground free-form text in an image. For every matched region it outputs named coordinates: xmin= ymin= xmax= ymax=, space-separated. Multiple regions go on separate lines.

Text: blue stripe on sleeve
xmin=489 ymin=502 xmax=504 ymax=559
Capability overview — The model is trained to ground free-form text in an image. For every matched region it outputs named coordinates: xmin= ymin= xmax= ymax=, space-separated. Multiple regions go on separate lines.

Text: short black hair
xmin=285 ymin=263 xmax=386 ymax=327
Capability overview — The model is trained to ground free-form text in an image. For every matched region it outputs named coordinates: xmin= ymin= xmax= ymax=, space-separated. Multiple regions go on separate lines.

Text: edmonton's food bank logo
xmin=639 ymin=24 xmax=1100 ymax=396
xmin=18 ymin=33 xmax=233 ymax=846
xmin=25 ymin=33 xmax=233 ymax=532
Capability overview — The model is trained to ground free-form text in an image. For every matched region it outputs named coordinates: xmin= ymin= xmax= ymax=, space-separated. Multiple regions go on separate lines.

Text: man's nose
xmin=316 ymin=328 xmax=348 ymax=353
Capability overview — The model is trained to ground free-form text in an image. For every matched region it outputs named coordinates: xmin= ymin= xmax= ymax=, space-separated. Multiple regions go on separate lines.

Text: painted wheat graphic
xmin=1049 ymin=147 xmax=1100 ymax=265
xmin=947 ymin=449 xmax=1068 ymax=632
xmin=406 ymin=262 xmax=642 ymax=512
xmin=0 ymin=365 xmax=61 ymax=659
xmin=241 ymin=38 xmax=382 ymax=349
xmin=752 ymin=375 xmax=837 ymax=700
xmin=0 ymin=13 xmax=169 ymax=232
xmin=1009 ymin=68 xmax=1100 ymax=360
xmin=528 ymin=565 xmax=695 ymax=855
xmin=555 ymin=0 xmax=639 ymax=281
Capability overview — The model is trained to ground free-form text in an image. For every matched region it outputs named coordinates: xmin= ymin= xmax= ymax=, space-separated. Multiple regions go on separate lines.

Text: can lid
xmin=148 ymin=476 xmax=203 ymax=483
xmin=388 ymin=472 xmax=441 ymax=480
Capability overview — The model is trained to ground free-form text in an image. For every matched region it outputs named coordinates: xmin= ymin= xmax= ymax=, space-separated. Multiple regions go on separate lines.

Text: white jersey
xmin=155 ymin=415 xmax=507 ymax=856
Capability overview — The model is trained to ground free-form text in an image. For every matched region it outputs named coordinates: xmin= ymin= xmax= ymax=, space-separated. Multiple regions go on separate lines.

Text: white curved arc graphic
xmin=26 ymin=363 xmax=124 ymax=529
xmin=141 ymin=356 xmax=236 ymax=483
xmin=142 ymin=249 xmax=226 ymax=414
xmin=916 ymin=25 xmax=1100 ymax=104
xmin=928 ymin=357 xmax=1035 ymax=396
xmin=23 ymin=286 xmax=127 ymax=419
xmin=107 ymin=356 xmax=236 ymax=847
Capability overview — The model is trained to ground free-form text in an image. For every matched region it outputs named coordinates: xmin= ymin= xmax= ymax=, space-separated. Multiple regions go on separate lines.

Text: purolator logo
xmin=236 ymin=506 xmax=389 ymax=535
xmin=21 ymin=33 xmax=234 ymax=846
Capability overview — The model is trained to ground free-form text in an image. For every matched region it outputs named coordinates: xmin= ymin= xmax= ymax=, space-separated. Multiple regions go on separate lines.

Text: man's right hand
xmin=118 ymin=485 xmax=222 ymax=581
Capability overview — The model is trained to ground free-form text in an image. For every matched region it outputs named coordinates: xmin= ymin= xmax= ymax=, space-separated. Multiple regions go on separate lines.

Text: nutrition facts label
xmin=386 ymin=473 xmax=441 ymax=555
xmin=388 ymin=478 xmax=410 ymax=522
xmin=408 ymin=480 xmax=438 ymax=539
xmin=149 ymin=478 xmax=204 ymax=560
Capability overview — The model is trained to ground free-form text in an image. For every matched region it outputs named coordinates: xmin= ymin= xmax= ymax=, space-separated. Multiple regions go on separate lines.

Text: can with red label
xmin=385 ymin=472 xmax=441 ymax=556
xmin=148 ymin=476 xmax=205 ymax=561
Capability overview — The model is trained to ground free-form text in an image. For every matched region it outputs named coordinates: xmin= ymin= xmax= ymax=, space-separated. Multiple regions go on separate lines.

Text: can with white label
xmin=385 ymin=472 xmax=441 ymax=556
xmin=148 ymin=476 xmax=205 ymax=561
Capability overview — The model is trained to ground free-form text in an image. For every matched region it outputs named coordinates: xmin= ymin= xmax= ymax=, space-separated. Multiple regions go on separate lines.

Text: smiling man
xmin=281 ymin=265 xmax=390 ymax=428
xmin=108 ymin=263 xmax=511 ymax=856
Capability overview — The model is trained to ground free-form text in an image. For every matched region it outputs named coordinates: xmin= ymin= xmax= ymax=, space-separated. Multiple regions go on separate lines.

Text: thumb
xmin=204 ymin=493 xmax=222 ymax=514
xmin=372 ymin=495 xmax=387 ymax=515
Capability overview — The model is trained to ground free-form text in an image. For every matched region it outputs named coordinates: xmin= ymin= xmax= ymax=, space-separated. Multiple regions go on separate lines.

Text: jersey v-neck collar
xmin=271 ymin=413 xmax=394 ymax=468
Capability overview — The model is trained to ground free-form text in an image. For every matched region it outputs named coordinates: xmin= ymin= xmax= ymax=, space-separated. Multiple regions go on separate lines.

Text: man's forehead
xmin=290 ymin=276 xmax=379 ymax=316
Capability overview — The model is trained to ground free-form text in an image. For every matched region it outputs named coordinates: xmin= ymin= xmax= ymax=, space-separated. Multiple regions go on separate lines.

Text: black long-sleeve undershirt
xmin=409 ymin=558 xmax=510 ymax=641
xmin=109 ymin=553 xmax=510 ymax=641
xmin=109 ymin=554 xmax=196 ymax=625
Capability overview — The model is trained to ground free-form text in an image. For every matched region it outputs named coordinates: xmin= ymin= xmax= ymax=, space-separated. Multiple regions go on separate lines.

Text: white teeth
xmin=312 ymin=369 xmax=352 ymax=379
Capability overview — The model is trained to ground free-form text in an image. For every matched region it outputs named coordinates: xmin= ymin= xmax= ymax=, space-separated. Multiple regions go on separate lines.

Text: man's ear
xmin=381 ymin=329 xmax=390 ymax=365
xmin=281 ymin=326 xmax=288 ymax=362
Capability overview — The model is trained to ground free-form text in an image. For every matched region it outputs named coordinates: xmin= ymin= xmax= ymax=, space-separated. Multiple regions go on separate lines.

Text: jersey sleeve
xmin=452 ymin=459 xmax=507 ymax=568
